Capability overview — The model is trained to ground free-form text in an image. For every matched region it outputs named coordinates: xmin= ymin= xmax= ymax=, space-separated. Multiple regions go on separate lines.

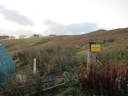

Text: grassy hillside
xmin=0 ymin=28 xmax=128 ymax=96
xmin=0 ymin=27 xmax=128 ymax=55
xmin=0 ymin=27 xmax=128 ymax=71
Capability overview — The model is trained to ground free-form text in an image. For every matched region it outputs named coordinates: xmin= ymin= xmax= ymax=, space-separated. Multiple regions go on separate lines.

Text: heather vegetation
xmin=13 ymin=45 xmax=80 ymax=74
xmin=0 ymin=28 xmax=128 ymax=95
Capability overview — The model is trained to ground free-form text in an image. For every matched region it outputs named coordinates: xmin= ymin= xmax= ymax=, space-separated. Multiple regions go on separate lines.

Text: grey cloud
xmin=44 ymin=19 xmax=67 ymax=35
xmin=44 ymin=19 xmax=101 ymax=35
xmin=0 ymin=5 xmax=34 ymax=26
xmin=67 ymin=23 xmax=99 ymax=34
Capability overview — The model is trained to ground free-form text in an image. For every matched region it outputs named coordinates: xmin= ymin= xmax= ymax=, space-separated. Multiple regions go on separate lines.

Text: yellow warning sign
xmin=91 ymin=44 xmax=100 ymax=53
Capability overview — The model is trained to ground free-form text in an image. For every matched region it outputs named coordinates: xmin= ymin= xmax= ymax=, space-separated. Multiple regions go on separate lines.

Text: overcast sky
xmin=0 ymin=0 xmax=128 ymax=37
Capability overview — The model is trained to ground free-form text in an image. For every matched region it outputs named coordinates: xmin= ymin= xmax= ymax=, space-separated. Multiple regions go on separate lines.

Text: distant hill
xmin=80 ymin=28 xmax=128 ymax=41
xmin=0 ymin=27 xmax=128 ymax=54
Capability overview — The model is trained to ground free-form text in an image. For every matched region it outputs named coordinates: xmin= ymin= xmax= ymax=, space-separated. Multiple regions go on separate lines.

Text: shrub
xmin=107 ymin=39 xmax=115 ymax=43
xmin=63 ymin=72 xmax=82 ymax=96
xmin=77 ymin=63 xmax=128 ymax=96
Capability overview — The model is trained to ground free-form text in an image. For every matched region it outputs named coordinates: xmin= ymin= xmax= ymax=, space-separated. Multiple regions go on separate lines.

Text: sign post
xmin=87 ymin=42 xmax=100 ymax=73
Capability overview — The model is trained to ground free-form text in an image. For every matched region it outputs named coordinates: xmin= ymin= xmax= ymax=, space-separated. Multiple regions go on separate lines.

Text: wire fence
xmin=1 ymin=48 xmax=128 ymax=95
xmin=97 ymin=49 xmax=128 ymax=65
xmin=0 ymin=70 xmax=39 ymax=96
xmin=0 ymin=62 xmax=74 ymax=96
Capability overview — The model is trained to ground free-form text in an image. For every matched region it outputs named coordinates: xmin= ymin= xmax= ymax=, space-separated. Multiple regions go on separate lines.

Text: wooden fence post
xmin=87 ymin=42 xmax=91 ymax=72
xmin=87 ymin=42 xmax=97 ymax=73
xmin=33 ymin=58 xmax=37 ymax=74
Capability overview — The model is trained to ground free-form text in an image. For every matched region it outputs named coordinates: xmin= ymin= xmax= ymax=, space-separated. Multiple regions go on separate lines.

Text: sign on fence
xmin=91 ymin=44 xmax=100 ymax=53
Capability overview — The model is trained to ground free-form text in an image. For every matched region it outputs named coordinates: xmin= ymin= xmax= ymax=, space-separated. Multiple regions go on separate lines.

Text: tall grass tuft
xmin=13 ymin=45 xmax=80 ymax=75
xmin=0 ymin=69 xmax=40 ymax=96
